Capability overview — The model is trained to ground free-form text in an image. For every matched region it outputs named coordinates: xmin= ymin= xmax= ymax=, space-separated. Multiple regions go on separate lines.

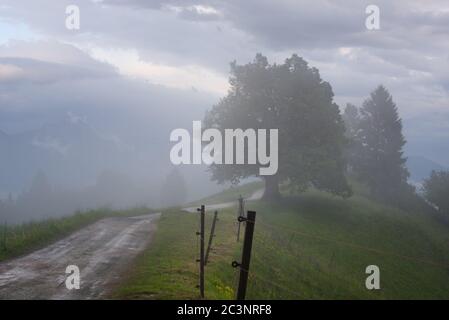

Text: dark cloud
xmin=101 ymin=0 xmax=449 ymax=51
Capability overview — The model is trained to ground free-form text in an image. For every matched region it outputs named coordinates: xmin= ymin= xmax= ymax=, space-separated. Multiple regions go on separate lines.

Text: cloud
xmin=89 ymin=47 xmax=228 ymax=94
xmin=0 ymin=0 xmax=256 ymax=73
xmin=0 ymin=63 xmax=24 ymax=81
xmin=32 ymin=136 xmax=69 ymax=155
xmin=167 ymin=4 xmax=222 ymax=21
xmin=0 ymin=1 xmax=448 ymax=164
xmin=0 ymin=40 xmax=117 ymax=86
xmin=0 ymin=40 xmax=216 ymax=139
xmin=67 ymin=111 xmax=87 ymax=125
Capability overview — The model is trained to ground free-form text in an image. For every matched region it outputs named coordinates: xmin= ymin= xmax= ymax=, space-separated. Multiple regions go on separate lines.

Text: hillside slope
xmin=115 ymin=183 xmax=449 ymax=299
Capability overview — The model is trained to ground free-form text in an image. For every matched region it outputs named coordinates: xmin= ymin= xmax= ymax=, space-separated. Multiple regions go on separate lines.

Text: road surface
xmin=0 ymin=213 xmax=160 ymax=300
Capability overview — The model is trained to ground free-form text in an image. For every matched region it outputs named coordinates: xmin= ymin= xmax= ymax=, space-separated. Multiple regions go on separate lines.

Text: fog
xmin=1 ymin=1 xmax=449 ymax=224
xmin=0 ymin=70 xmax=230 ymax=224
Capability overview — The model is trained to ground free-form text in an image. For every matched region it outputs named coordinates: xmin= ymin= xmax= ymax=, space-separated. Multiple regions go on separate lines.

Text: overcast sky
xmin=0 ymin=0 xmax=448 ymax=164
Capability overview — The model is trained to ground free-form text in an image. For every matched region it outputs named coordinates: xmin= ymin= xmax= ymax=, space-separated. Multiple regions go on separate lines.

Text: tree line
xmin=204 ymin=53 xmax=449 ymax=218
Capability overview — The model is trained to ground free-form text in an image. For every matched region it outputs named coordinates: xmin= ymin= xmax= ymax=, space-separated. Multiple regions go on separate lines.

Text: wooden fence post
xmin=233 ymin=210 xmax=256 ymax=300
xmin=205 ymin=210 xmax=218 ymax=266
xmin=196 ymin=205 xmax=205 ymax=298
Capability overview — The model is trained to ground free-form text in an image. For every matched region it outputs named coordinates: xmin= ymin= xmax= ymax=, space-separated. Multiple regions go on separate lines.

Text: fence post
xmin=236 ymin=195 xmax=244 ymax=242
xmin=197 ymin=205 xmax=205 ymax=298
xmin=233 ymin=210 xmax=256 ymax=300
xmin=205 ymin=210 xmax=218 ymax=266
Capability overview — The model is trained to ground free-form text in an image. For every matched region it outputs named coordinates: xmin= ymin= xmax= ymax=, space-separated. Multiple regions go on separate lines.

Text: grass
xmin=0 ymin=207 xmax=151 ymax=262
xmin=113 ymin=205 xmax=240 ymax=299
xmin=115 ymin=182 xmax=449 ymax=300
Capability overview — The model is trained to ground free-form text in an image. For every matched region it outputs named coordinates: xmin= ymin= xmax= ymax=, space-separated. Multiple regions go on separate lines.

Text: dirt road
xmin=0 ymin=213 xmax=160 ymax=300
xmin=182 ymin=189 xmax=264 ymax=213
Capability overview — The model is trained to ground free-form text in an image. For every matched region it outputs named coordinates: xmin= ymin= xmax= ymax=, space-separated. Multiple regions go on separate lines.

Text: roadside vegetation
xmin=115 ymin=183 xmax=449 ymax=299
xmin=0 ymin=207 xmax=150 ymax=262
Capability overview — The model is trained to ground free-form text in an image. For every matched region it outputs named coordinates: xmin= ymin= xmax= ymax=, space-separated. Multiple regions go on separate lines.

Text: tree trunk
xmin=262 ymin=175 xmax=281 ymax=201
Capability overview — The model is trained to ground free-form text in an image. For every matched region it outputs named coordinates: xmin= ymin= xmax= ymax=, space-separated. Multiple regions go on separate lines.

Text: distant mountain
xmin=0 ymin=119 xmax=131 ymax=194
xmin=406 ymin=155 xmax=447 ymax=183
xmin=0 ymin=117 xmax=223 ymax=203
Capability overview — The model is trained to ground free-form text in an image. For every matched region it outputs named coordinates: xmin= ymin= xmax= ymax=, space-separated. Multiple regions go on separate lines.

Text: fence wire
xmin=232 ymin=265 xmax=305 ymax=299
xmin=198 ymin=199 xmax=449 ymax=299
xmin=231 ymin=206 xmax=449 ymax=299
xmin=256 ymin=219 xmax=449 ymax=270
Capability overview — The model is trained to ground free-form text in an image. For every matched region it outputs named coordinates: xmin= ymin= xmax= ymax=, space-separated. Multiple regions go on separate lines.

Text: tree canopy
xmin=204 ymin=53 xmax=351 ymax=200
xmin=352 ymin=85 xmax=410 ymax=203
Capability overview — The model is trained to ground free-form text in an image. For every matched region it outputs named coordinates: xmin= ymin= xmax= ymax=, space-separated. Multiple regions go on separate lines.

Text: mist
xmin=1 ymin=0 xmax=449 ymax=303
xmin=0 ymin=67 xmax=229 ymax=224
xmin=1 ymin=0 xmax=448 ymax=224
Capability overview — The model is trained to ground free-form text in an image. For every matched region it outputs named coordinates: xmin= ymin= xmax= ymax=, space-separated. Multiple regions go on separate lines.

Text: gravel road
xmin=0 ymin=213 xmax=160 ymax=300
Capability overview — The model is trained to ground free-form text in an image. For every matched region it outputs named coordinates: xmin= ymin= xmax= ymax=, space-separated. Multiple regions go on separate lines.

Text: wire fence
xmin=242 ymin=266 xmax=305 ymax=299
xmin=256 ymin=219 xmax=449 ymax=270
xmin=228 ymin=201 xmax=449 ymax=299
xmin=196 ymin=196 xmax=449 ymax=299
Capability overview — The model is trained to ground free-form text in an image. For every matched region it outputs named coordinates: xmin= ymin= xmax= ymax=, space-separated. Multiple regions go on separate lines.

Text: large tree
xmin=354 ymin=85 xmax=410 ymax=202
xmin=204 ymin=54 xmax=351 ymax=200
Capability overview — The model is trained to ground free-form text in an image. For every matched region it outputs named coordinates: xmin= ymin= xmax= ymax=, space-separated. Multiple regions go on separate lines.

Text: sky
xmin=0 ymin=0 xmax=448 ymax=164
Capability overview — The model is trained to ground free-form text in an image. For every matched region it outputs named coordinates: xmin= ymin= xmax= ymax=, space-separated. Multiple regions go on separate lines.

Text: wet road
xmin=0 ymin=213 xmax=160 ymax=299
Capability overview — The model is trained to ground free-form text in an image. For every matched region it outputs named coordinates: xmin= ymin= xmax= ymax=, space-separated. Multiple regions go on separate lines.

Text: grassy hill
xmin=114 ymin=182 xmax=449 ymax=299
